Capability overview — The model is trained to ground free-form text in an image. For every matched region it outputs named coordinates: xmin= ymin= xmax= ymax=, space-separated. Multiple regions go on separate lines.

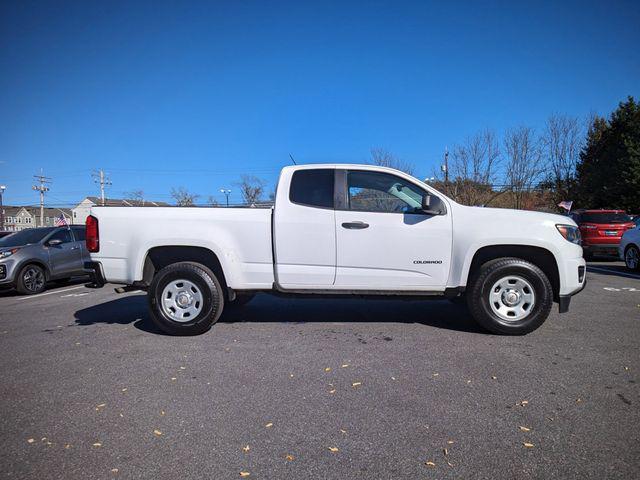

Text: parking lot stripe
xmin=17 ymin=285 xmax=86 ymax=301
xmin=588 ymin=265 xmax=640 ymax=280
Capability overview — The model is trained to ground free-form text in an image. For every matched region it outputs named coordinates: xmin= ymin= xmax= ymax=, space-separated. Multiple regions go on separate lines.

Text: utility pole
xmin=92 ymin=169 xmax=112 ymax=206
xmin=32 ymin=171 xmax=51 ymax=226
xmin=220 ymin=188 xmax=231 ymax=207
xmin=0 ymin=185 xmax=5 ymax=231
xmin=441 ymin=147 xmax=449 ymax=186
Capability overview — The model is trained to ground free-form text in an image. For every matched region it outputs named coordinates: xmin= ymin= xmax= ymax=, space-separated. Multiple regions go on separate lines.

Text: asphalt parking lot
xmin=0 ymin=261 xmax=638 ymax=480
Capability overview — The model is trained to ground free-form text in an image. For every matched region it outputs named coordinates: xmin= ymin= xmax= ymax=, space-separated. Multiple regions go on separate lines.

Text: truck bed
xmin=90 ymin=206 xmax=275 ymax=288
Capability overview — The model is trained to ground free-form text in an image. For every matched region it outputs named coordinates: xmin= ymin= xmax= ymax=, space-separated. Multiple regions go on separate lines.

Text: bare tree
xmin=236 ymin=175 xmax=265 ymax=205
xmin=206 ymin=195 xmax=219 ymax=206
xmin=541 ymin=114 xmax=582 ymax=202
xmin=370 ymin=148 xmax=415 ymax=175
xmin=449 ymin=129 xmax=501 ymax=205
xmin=171 ymin=187 xmax=199 ymax=206
xmin=504 ymin=126 xmax=543 ymax=210
xmin=125 ymin=189 xmax=145 ymax=206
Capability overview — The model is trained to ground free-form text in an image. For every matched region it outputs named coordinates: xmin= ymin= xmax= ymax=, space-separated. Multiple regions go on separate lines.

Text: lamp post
xmin=0 ymin=185 xmax=5 ymax=231
xmin=220 ymin=188 xmax=231 ymax=207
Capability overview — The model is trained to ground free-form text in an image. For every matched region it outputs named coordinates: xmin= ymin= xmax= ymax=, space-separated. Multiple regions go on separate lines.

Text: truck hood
xmin=456 ymin=205 xmax=577 ymax=228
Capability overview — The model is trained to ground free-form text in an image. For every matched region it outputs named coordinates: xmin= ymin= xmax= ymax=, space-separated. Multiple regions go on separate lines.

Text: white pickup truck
xmin=84 ymin=164 xmax=586 ymax=335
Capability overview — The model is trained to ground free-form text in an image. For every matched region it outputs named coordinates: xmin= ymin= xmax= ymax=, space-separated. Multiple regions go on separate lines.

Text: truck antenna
xmin=289 ymin=153 xmax=297 ymax=165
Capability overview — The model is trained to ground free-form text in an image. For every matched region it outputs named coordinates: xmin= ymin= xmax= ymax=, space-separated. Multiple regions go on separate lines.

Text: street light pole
xmin=0 ymin=185 xmax=5 ymax=231
xmin=220 ymin=189 xmax=231 ymax=207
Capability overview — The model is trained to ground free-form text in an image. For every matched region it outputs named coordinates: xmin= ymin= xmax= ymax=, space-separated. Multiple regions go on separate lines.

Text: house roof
xmin=1 ymin=206 xmax=72 ymax=217
xmin=82 ymin=196 xmax=169 ymax=207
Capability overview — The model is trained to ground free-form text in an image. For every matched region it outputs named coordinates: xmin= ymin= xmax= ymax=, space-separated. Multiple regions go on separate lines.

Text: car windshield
xmin=580 ymin=213 xmax=632 ymax=224
xmin=0 ymin=228 xmax=55 ymax=247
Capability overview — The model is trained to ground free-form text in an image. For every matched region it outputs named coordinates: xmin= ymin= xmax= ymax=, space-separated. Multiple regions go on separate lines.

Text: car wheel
xmin=16 ymin=264 xmax=47 ymax=295
xmin=148 ymin=262 xmax=224 ymax=336
xmin=467 ymin=257 xmax=553 ymax=335
xmin=625 ymin=245 xmax=640 ymax=271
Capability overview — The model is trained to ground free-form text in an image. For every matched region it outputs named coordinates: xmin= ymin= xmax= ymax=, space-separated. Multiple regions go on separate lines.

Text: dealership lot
xmin=0 ymin=262 xmax=638 ymax=479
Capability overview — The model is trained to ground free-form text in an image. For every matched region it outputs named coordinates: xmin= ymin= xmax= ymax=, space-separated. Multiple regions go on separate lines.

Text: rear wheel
xmin=148 ymin=262 xmax=224 ymax=335
xmin=625 ymin=245 xmax=640 ymax=271
xmin=466 ymin=257 xmax=553 ymax=335
xmin=16 ymin=264 xmax=47 ymax=295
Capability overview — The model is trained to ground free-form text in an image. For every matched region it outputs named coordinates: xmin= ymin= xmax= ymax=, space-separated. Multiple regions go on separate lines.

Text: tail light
xmin=86 ymin=215 xmax=99 ymax=252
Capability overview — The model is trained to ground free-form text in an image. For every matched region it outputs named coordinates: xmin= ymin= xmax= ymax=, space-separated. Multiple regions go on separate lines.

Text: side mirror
xmin=421 ymin=194 xmax=443 ymax=215
xmin=48 ymin=239 xmax=62 ymax=246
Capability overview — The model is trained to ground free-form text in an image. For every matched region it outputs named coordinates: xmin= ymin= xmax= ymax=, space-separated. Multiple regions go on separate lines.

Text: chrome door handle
xmin=341 ymin=221 xmax=369 ymax=229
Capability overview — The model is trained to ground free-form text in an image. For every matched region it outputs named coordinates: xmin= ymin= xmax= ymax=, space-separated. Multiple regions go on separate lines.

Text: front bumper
xmin=583 ymin=243 xmax=620 ymax=256
xmin=84 ymin=261 xmax=106 ymax=288
xmin=0 ymin=259 xmax=18 ymax=286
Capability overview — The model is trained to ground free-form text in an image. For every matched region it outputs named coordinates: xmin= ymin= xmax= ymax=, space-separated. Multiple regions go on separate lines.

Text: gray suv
xmin=0 ymin=226 xmax=88 ymax=294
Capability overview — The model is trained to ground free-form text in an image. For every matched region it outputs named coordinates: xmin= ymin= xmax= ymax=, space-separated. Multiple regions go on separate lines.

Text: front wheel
xmin=466 ymin=257 xmax=553 ymax=335
xmin=625 ymin=245 xmax=640 ymax=271
xmin=148 ymin=262 xmax=224 ymax=335
xmin=16 ymin=264 xmax=47 ymax=295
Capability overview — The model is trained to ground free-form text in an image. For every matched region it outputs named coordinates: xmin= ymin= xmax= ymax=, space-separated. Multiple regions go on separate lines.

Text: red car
xmin=570 ymin=209 xmax=635 ymax=259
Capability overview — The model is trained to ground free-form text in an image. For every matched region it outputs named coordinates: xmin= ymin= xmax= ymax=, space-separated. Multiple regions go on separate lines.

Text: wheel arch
xmin=16 ymin=259 xmax=52 ymax=281
xmin=141 ymin=246 xmax=229 ymax=297
xmin=466 ymin=245 xmax=560 ymax=301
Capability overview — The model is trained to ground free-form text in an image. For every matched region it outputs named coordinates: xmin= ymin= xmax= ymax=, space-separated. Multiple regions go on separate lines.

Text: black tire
xmin=16 ymin=263 xmax=47 ymax=295
xmin=625 ymin=245 xmax=640 ymax=271
xmin=148 ymin=261 xmax=224 ymax=336
xmin=229 ymin=293 xmax=256 ymax=308
xmin=466 ymin=257 xmax=553 ymax=335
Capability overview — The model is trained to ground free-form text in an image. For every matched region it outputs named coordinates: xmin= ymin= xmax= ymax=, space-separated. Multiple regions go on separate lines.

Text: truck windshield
xmin=0 ymin=228 xmax=56 ymax=247
xmin=580 ymin=213 xmax=632 ymax=224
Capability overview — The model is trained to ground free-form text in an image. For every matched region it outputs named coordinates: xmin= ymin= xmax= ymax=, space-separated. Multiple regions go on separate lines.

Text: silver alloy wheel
xmin=161 ymin=279 xmax=204 ymax=322
xmin=625 ymin=247 xmax=639 ymax=270
xmin=489 ymin=275 xmax=536 ymax=322
xmin=23 ymin=267 xmax=45 ymax=292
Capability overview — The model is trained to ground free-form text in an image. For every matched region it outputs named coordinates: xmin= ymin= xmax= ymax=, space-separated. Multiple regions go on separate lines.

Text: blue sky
xmin=1 ymin=0 xmax=639 ymax=206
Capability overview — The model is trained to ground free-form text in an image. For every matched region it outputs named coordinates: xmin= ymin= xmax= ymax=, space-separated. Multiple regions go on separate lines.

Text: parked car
xmin=85 ymin=164 xmax=586 ymax=336
xmin=0 ymin=226 xmax=88 ymax=294
xmin=619 ymin=220 xmax=640 ymax=271
xmin=569 ymin=209 xmax=635 ymax=259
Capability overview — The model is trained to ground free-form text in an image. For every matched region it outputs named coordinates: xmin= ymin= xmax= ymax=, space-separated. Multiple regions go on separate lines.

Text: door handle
xmin=71 ymin=246 xmax=80 ymax=250
xmin=341 ymin=221 xmax=369 ymax=230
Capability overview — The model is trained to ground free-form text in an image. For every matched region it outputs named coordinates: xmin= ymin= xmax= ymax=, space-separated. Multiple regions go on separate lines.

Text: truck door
xmin=334 ymin=169 xmax=452 ymax=289
xmin=273 ymin=168 xmax=336 ymax=287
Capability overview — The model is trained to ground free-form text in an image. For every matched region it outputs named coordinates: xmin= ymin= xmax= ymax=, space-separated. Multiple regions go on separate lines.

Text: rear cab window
xmin=289 ymin=169 xmax=335 ymax=209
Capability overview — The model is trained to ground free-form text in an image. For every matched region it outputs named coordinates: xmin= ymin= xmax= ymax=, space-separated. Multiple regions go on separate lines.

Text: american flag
xmin=557 ymin=200 xmax=573 ymax=212
xmin=54 ymin=214 xmax=68 ymax=226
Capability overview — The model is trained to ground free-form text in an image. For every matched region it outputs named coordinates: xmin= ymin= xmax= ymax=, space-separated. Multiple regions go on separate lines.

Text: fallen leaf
xmin=329 ymin=389 xmax=336 ymax=394
xmin=265 ymin=422 xmax=273 ymax=428
xmin=242 ymin=445 xmax=250 ymax=452
xmin=121 ymin=388 xmax=127 ymax=392
xmin=93 ymin=442 xmax=102 ymax=447
xmin=153 ymin=430 xmax=163 ymax=436
xmin=239 ymin=472 xmax=250 ymax=477
xmin=27 ymin=438 xmax=35 ymax=444
xmin=443 ymin=448 xmax=449 ymax=456
xmin=491 ymin=376 xmax=497 ymax=380
xmin=328 ymin=447 xmax=339 ymax=452
xmin=341 ymin=364 xmax=349 ymax=368
xmin=285 ymin=454 xmax=294 ymax=461
xmin=352 ymin=382 xmax=362 ymax=387
xmin=160 ymin=411 xmax=166 ymax=416
xmin=519 ymin=426 xmax=531 ymax=432
xmin=324 ymin=367 xmax=331 ymax=372
xmin=432 ymin=373 xmax=439 ymax=377
xmin=96 ymin=403 xmax=107 ymax=409
xmin=111 ymin=468 xmax=119 ymax=474
xmin=64 ymin=444 xmax=71 ymax=449
xmin=624 ymin=366 xmax=629 ymax=371
xmin=391 ymin=376 xmax=396 ymax=380
xmin=523 ymin=442 xmax=535 ymax=448
xmin=170 ymin=377 xmax=177 ymax=381
xmin=340 ymin=429 xmax=347 ymax=434
xmin=466 ymin=380 xmax=472 ymax=384
xmin=179 ymin=367 xmax=186 ymax=370
xmin=75 ymin=342 xmax=81 ymax=345
xmin=576 ymin=398 xmax=582 ymax=403
xmin=425 ymin=461 xmax=436 ymax=467
xmin=447 ymin=440 xmax=455 ymax=444
xmin=447 ymin=460 xmax=454 ymax=467
xmin=289 ymin=374 xmax=294 ymax=378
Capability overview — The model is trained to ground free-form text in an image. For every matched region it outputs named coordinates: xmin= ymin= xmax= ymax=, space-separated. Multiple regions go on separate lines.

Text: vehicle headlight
xmin=0 ymin=248 xmax=20 ymax=259
xmin=556 ymin=225 xmax=582 ymax=245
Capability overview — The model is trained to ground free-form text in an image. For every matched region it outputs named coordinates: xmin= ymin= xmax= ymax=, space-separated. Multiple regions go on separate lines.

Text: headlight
xmin=0 ymin=248 xmax=20 ymax=259
xmin=556 ymin=225 xmax=581 ymax=245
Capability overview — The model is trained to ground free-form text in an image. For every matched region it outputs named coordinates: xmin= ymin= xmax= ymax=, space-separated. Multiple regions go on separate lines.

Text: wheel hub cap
xmin=161 ymin=280 xmax=203 ymax=322
xmin=489 ymin=275 xmax=536 ymax=322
